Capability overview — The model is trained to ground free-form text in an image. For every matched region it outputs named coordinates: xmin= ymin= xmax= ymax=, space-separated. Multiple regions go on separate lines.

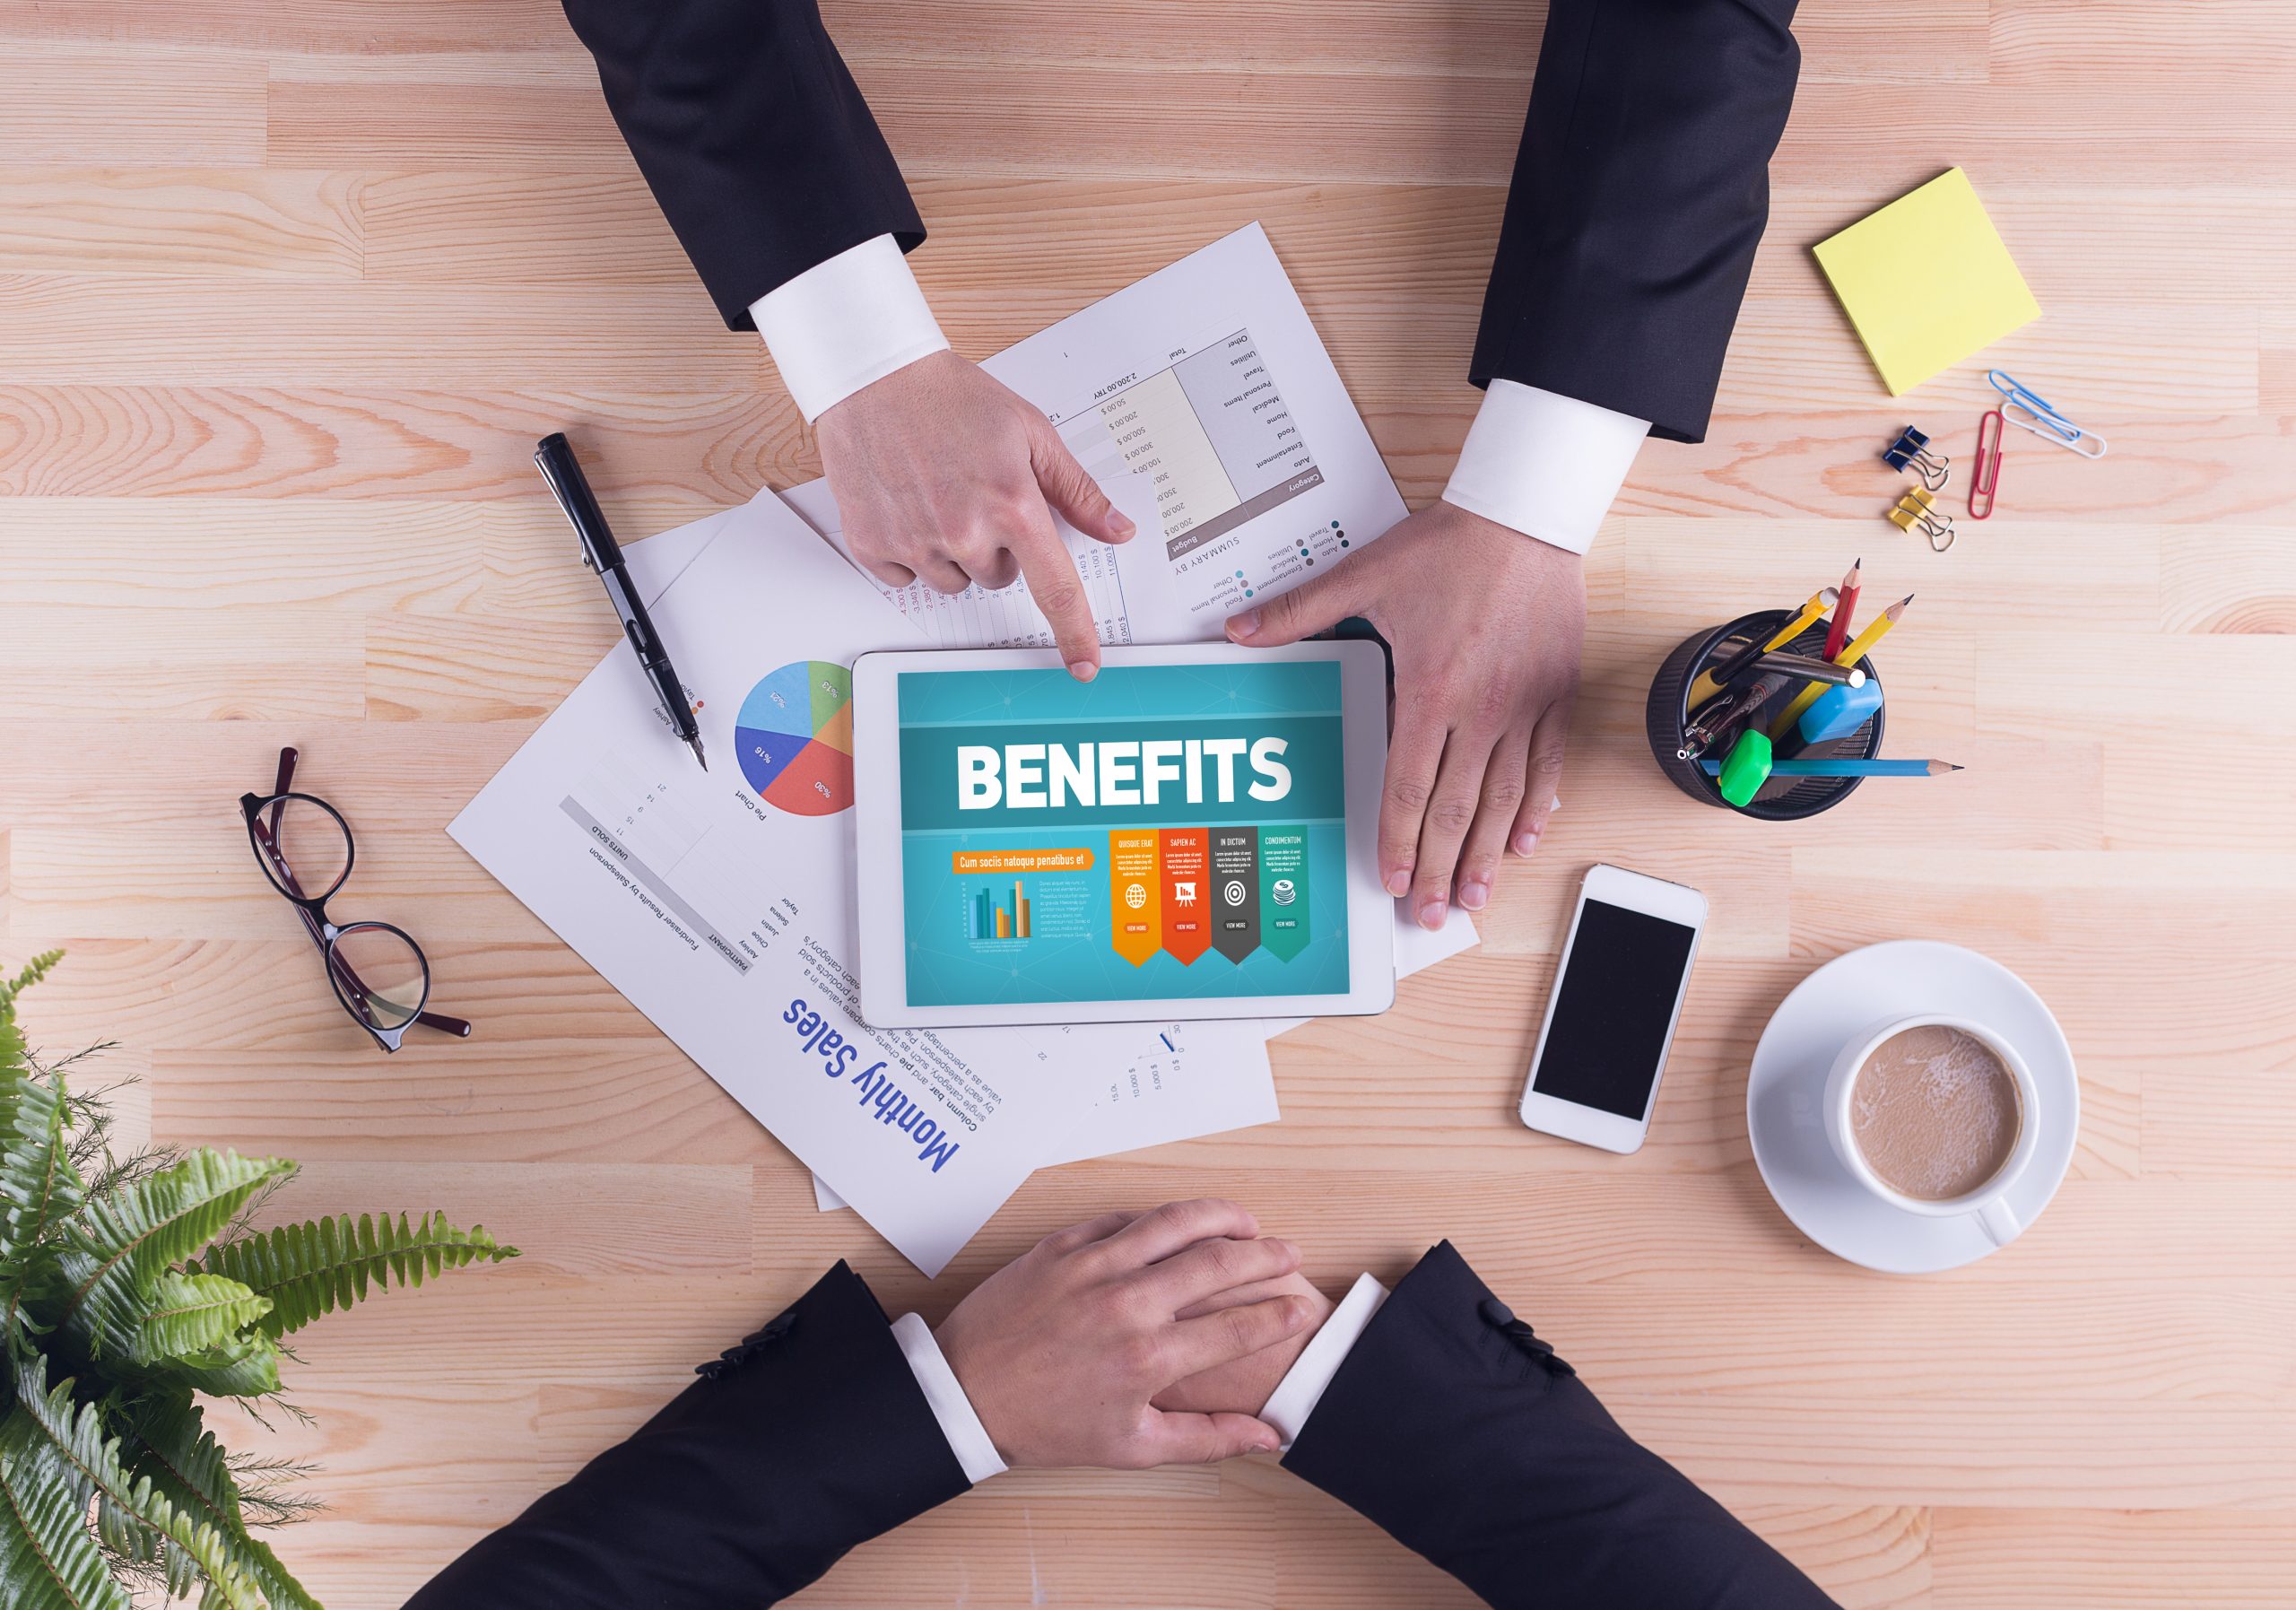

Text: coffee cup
xmin=1822 ymin=1013 xmax=2039 ymax=1246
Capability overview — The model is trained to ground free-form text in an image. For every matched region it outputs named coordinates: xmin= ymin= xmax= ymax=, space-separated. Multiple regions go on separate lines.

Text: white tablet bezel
xmin=851 ymin=640 xmax=1396 ymax=1029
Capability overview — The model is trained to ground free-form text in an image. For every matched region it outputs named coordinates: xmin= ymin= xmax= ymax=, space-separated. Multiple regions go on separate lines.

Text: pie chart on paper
xmin=734 ymin=660 xmax=854 ymax=816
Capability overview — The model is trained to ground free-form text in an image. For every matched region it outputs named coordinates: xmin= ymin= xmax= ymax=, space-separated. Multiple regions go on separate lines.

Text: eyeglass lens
xmin=329 ymin=923 xmax=428 ymax=1031
xmin=259 ymin=795 xmax=353 ymax=903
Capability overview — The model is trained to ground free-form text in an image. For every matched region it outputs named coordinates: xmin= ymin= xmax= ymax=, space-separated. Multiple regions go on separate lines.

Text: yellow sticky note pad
xmin=1813 ymin=168 xmax=2039 ymax=396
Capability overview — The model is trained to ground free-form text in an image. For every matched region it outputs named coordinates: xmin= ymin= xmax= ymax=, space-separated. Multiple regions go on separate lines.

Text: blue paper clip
xmin=1987 ymin=370 xmax=2108 ymax=459
xmin=1883 ymin=425 xmax=1951 ymax=490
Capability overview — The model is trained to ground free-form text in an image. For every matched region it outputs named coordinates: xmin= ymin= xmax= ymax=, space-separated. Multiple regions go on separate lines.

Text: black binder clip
xmin=1883 ymin=426 xmax=1951 ymax=491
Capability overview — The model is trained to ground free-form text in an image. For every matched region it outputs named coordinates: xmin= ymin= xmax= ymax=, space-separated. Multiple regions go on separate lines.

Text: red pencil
xmin=1822 ymin=556 xmax=1863 ymax=661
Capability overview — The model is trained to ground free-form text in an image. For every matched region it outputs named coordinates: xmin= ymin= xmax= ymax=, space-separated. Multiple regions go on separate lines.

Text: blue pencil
xmin=1699 ymin=757 xmax=1960 ymax=778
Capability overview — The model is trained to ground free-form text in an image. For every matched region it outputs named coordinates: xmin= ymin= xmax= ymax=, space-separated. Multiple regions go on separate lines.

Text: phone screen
xmin=1531 ymin=899 xmax=1700 ymax=1119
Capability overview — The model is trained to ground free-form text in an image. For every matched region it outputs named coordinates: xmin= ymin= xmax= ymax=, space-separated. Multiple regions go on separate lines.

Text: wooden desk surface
xmin=4 ymin=3 xmax=2294 ymax=1605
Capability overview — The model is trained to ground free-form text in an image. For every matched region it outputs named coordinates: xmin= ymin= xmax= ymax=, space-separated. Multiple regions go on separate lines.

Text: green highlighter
xmin=1716 ymin=730 xmax=1773 ymax=807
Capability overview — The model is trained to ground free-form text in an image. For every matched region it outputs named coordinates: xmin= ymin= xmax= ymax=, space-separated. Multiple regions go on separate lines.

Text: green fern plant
xmin=0 ymin=952 xmax=519 ymax=1608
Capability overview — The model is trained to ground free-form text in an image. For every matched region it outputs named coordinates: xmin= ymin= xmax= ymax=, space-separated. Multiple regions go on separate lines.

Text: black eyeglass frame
xmin=239 ymin=746 xmax=472 ymax=1054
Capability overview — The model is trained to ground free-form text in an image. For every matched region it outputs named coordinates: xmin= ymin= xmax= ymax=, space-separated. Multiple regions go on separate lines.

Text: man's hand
xmin=816 ymin=350 xmax=1133 ymax=680
xmin=935 ymin=1200 xmax=1317 ymax=1467
xmin=1151 ymin=1270 xmax=1334 ymax=1420
xmin=1227 ymin=503 xmax=1582 ymax=927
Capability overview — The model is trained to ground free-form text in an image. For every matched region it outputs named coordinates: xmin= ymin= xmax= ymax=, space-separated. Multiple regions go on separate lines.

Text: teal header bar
xmin=898 ymin=712 xmax=1345 ymax=832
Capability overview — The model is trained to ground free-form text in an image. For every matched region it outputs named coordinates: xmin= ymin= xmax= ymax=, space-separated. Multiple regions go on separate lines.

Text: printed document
xmin=453 ymin=494 xmax=1195 ymax=1275
xmin=786 ymin=222 xmax=1410 ymax=646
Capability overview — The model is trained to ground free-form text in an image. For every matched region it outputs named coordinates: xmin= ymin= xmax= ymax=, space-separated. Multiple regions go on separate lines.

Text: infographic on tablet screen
xmin=895 ymin=662 xmax=1350 ymax=1006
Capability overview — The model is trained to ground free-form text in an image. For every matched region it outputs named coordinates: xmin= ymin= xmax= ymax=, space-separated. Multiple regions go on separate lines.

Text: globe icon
xmin=1125 ymin=883 xmax=1147 ymax=909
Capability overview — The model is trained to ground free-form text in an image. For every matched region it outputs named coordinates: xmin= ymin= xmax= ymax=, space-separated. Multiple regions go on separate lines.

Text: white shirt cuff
xmin=891 ymin=1312 xmax=1007 ymax=1485
xmin=1258 ymin=1274 xmax=1388 ymax=1451
xmin=749 ymin=233 xmax=951 ymax=423
xmin=1441 ymin=379 xmax=1648 ymax=555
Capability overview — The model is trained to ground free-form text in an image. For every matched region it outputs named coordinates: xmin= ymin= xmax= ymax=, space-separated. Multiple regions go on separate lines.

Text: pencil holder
xmin=1644 ymin=609 xmax=1886 ymax=821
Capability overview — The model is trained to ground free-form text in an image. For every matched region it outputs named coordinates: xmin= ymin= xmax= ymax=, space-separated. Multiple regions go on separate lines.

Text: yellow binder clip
xmin=1888 ymin=486 xmax=1955 ymax=553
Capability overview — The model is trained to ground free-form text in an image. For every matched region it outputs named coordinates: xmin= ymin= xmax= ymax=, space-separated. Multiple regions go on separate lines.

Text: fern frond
xmin=0 ymin=1068 xmax=84 ymax=1339
xmin=170 ymin=1332 xmax=283 ymax=1401
xmin=57 ymin=1074 xmax=176 ymax=1199
xmin=0 ymin=1448 xmax=133 ymax=1610
xmin=131 ymin=1275 xmax=272 ymax=1368
xmin=119 ymin=1397 xmax=318 ymax=1610
xmin=193 ymin=1211 xmax=518 ymax=1338
xmin=35 ymin=1150 xmax=293 ymax=1363
xmin=222 ymin=1451 xmax=324 ymax=1531
xmin=0 ymin=1361 xmax=259 ymax=1610
xmin=0 ymin=951 xmax=65 ymax=1025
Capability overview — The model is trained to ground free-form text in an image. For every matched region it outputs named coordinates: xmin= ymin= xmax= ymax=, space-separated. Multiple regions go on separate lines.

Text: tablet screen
xmin=892 ymin=661 xmax=1352 ymax=1007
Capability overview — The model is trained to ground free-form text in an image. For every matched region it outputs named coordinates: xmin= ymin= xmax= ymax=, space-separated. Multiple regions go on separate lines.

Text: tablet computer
xmin=852 ymin=641 xmax=1396 ymax=1028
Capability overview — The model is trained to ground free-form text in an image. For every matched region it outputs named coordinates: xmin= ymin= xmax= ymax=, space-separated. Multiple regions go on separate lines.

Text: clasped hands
xmin=820 ymin=352 xmax=1583 ymax=927
xmin=935 ymin=1199 xmax=1334 ymax=1468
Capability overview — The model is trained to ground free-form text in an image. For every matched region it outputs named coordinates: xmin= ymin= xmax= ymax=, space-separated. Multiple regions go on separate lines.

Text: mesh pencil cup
xmin=1645 ymin=609 xmax=1887 ymax=821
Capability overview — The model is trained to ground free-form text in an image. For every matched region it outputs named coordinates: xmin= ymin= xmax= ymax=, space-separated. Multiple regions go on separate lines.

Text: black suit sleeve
xmin=559 ymin=0 xmax=924 ymax=329
xmin=1474 ymin=0 xmax=1803 ymax=442
xmin=1283 ymin=1242 xmax=1840 ymax=1610
xmin=405 ymin=1262 xmax=970 ymax=1610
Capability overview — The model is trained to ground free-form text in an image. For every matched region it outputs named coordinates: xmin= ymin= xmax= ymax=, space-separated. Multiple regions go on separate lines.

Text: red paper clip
xmin=1970 ymin=408 xmax=2004 ymax=519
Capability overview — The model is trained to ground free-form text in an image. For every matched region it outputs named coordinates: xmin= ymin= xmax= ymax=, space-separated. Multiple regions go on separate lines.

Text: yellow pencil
xmin=1686 ymin=585 xmax=1839 ymax=708
xmin=1769 ymin=593 xmax=1912 ymax=742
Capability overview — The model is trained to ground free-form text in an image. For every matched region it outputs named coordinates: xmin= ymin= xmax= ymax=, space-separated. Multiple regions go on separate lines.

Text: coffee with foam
xmin=1848 ymin=1023 xmax=2021 ymax=1201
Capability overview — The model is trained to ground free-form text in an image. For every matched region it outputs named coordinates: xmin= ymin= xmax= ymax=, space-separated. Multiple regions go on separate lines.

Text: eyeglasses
xmin=239 ymin=747 xmax=471 ymax=1053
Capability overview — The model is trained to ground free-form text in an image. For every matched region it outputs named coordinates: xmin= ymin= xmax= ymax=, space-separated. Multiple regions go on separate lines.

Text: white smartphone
xmin=1518 ymin=864 xmax=1708 ymax=1154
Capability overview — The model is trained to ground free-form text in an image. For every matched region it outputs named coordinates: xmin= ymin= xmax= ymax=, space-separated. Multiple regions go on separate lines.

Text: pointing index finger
xmin=1013 ymin=509 xmax=1102 ymax=680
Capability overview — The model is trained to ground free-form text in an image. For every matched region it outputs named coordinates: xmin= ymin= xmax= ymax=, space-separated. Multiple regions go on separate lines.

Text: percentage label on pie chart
xmin=735 ymin=660 xmax=854 ymax=816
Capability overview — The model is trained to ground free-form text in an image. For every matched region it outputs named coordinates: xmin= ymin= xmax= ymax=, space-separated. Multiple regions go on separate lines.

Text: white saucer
xmin=1747 ymin=940 xmax=2079 ymax=1274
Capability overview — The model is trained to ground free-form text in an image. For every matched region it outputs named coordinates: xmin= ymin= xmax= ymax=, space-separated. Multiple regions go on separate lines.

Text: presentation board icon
xmin=1174 ymin=881 xmax=1196 ymax=906
xmin=735 ymin=660 xmax=854 ymax=816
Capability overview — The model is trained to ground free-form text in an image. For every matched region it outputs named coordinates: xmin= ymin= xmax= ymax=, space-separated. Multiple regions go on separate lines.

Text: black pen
xmin=534 ymin=432 xmax=708 ymax=772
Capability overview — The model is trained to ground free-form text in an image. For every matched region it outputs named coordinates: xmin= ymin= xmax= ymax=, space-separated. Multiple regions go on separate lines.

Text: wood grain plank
xmin=0 ymin=0 xmax=575 ymax=53
xmin=364 ymin=612 xmax=617 ymax=722
xmin=0 ymin=605 xmax=363 ymax=719
xmin=1931 ymin=1507 xmax=2296 ymax=1607
xmin=0 ymin=385 xmax=798 ymax=502
xmin=0 ymin=496 xmax=487 ymax=611
xmin=1987 ymin=0 xmax=2296 ymax=86
xmin=356 ymin=169 xmax=691 ymax=284
xmin=0 ymin=168 xmax=361 ymax=276
xmin=2143 ymin=1064 xmax=2296 ymax=1178
xmin=1614 ymin=1396 xmax=2296 ymax=1510
xmin=0 ymin=276 xmax=767 ymax=387
xmin=265 ymin=74 xmax=634 ymax=170
xmin=2159 ymin=527 xmax=2296 ymax=634
xmin=0 ymin=44 xmax=265 ymax=164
